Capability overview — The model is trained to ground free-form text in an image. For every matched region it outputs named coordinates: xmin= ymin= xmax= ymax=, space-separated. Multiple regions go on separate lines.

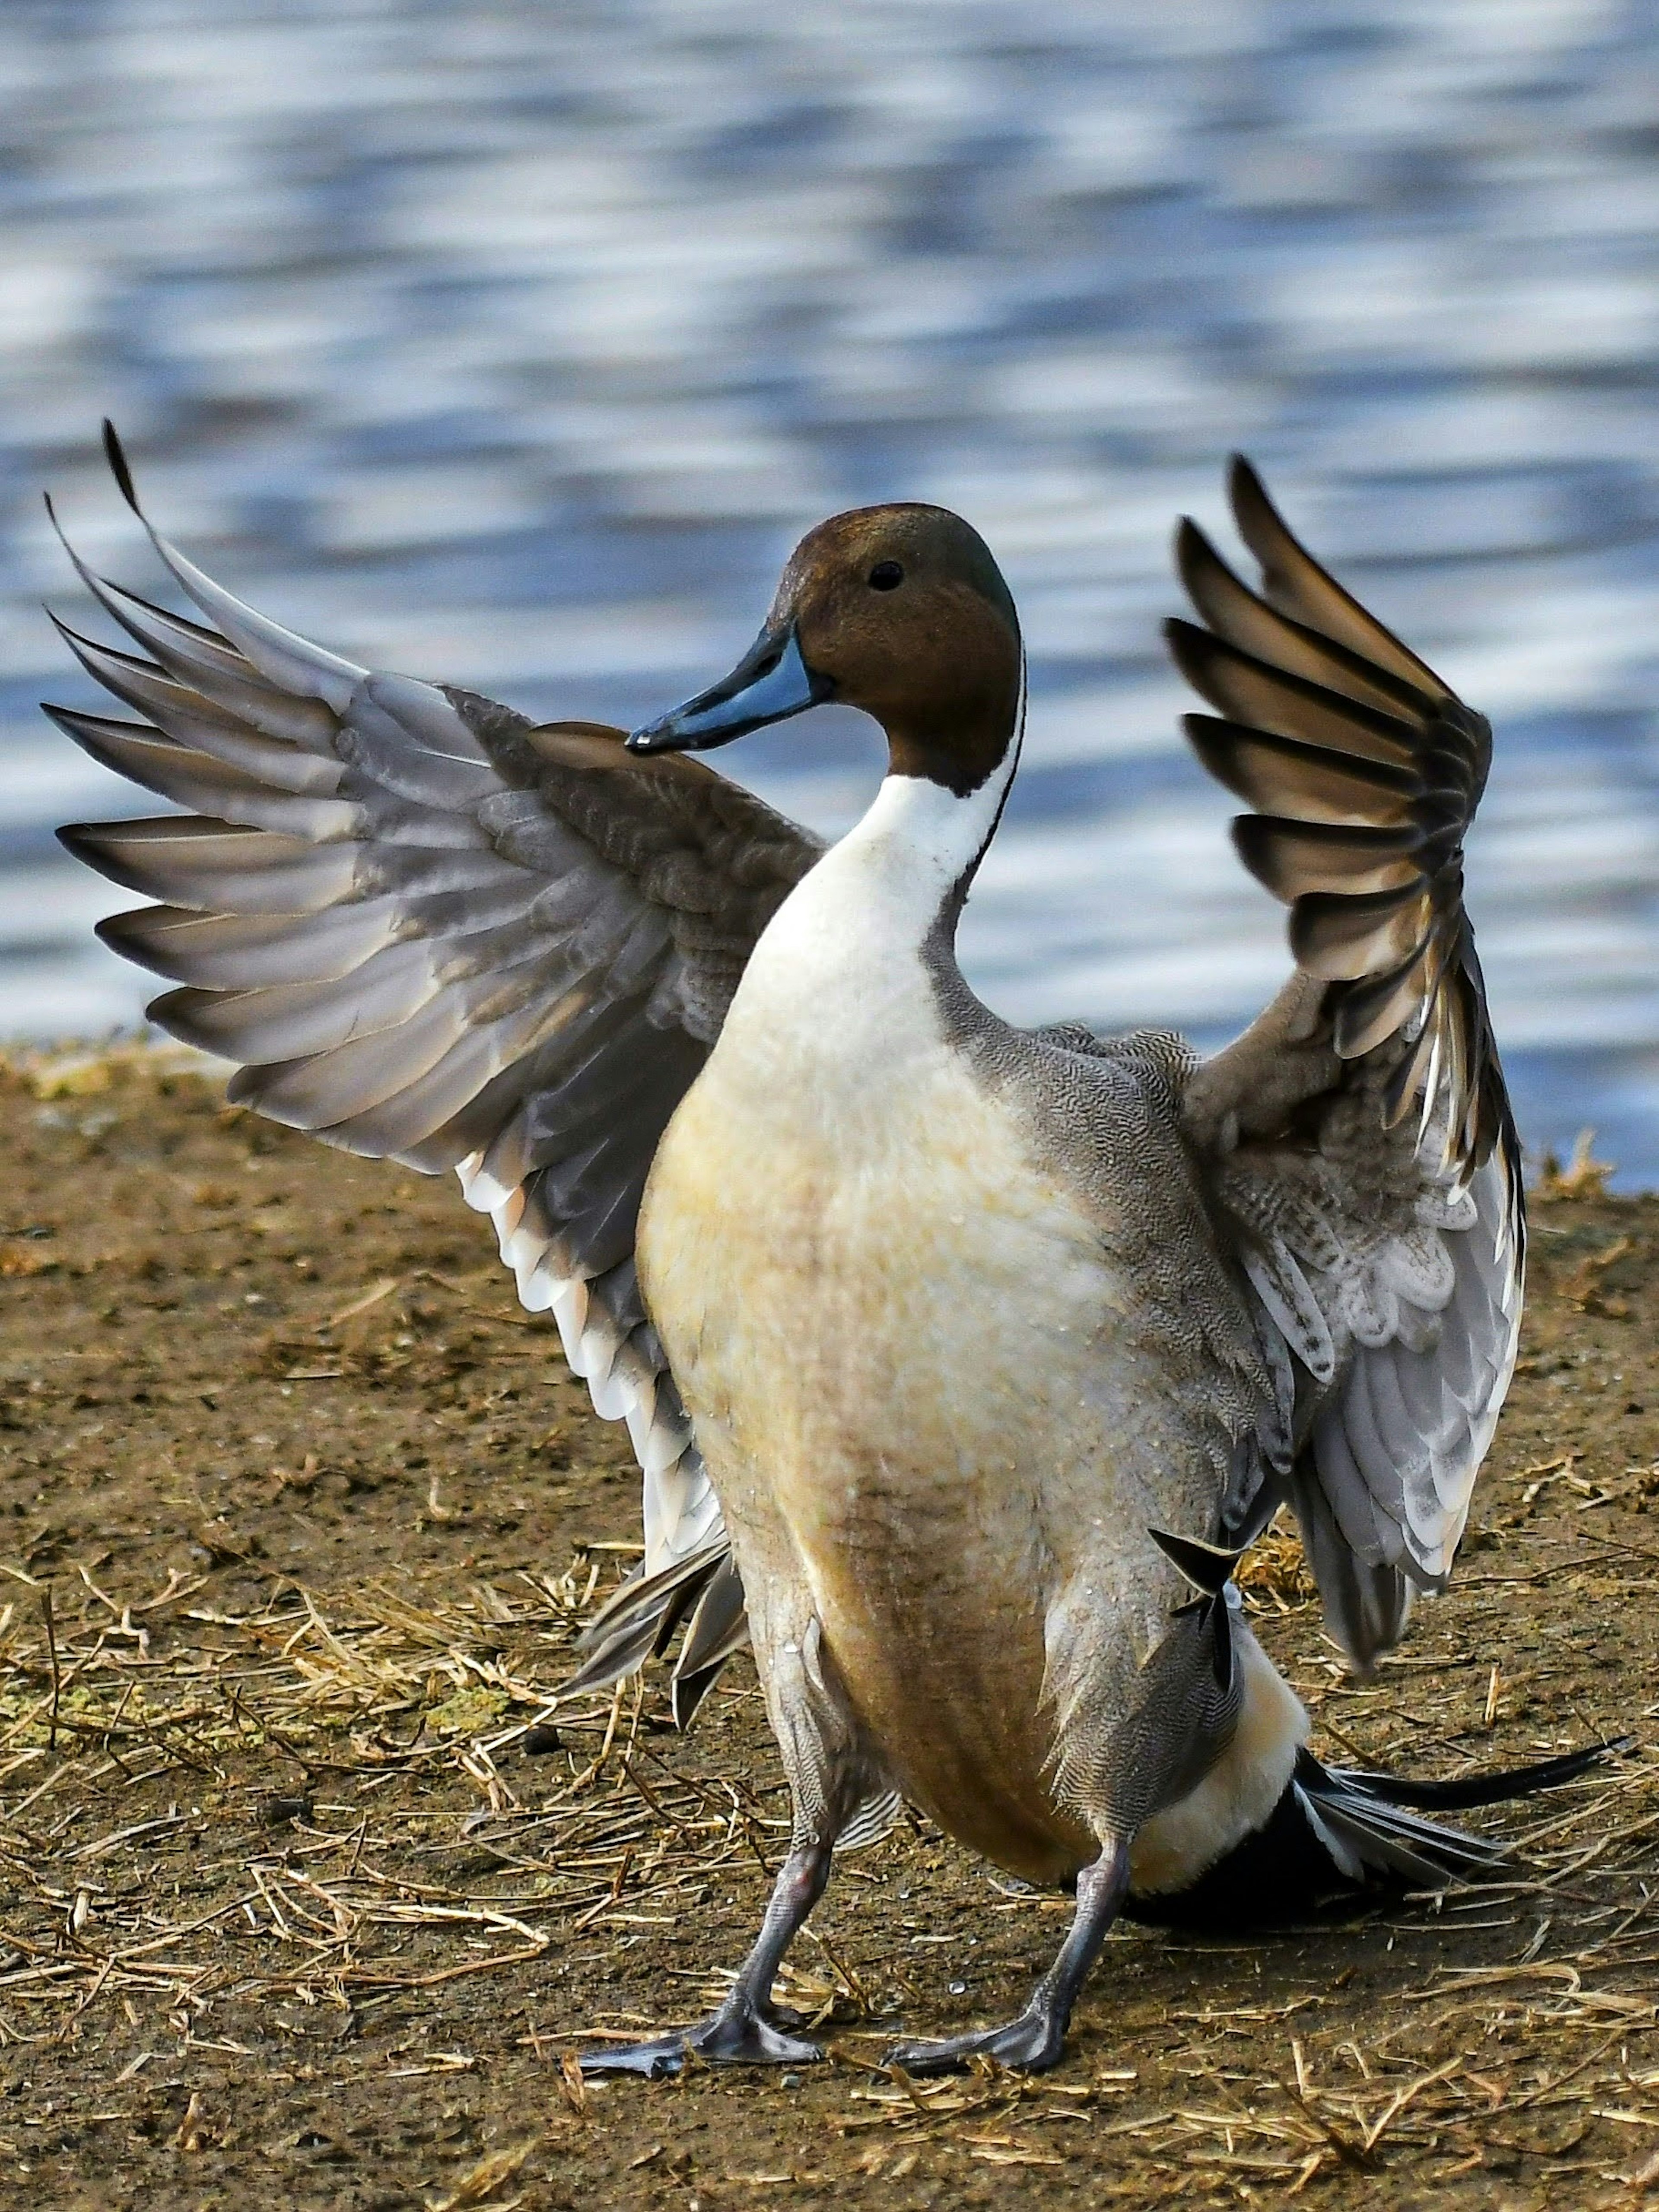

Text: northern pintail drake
xmin=50 ymin=428 xmax=1607 ymax=2076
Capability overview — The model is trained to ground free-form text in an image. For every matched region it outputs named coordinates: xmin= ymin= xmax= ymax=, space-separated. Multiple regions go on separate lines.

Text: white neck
xmin=845 ymin=750 xmax=1016 ymax=913
xmin=708 ymin=627 xmax=1027 ymax=1089
xmin=770 ymin=734 xmax=1017 ymax=956
xmin=714 ymin=737 xmax=1018 ymax=1100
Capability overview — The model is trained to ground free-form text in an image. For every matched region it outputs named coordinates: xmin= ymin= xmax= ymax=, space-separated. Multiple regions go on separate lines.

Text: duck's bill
xmin=627 ymin=624 xmax=831 ymax=753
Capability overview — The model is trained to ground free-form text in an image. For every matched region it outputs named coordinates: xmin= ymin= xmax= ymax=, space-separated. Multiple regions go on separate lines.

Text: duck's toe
xmin=883 ymin=2005 xmax=1067 ymax=2078
xmin=578 ymin=2009 xmax=823 ymax=2078
xmin=577 ymin=2032 xmax=695 ymax=2080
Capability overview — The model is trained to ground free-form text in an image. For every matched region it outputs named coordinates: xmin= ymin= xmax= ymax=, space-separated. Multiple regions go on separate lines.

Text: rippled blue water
xmin=5 ymin=0 xmax=1659 ymax=1178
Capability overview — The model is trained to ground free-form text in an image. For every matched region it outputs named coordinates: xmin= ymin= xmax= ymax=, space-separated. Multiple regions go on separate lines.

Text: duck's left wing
xmin=48 ymin=427 xmax=823 ymax=1719
xmin=1168 ymin=459 xmax=1522 ymax=1672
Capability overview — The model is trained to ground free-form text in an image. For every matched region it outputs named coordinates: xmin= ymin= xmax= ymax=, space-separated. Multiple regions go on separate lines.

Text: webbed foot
xmin=884 ymin=1842 xmax=1129 ymax=2079
xmin=579 ymin=2003 xmax=823 ymax=2079
xmin=883 ymin=2004 xmax=1065 ymax=2078
xmin=582 ymin=1839 xmax=837 ymax=2079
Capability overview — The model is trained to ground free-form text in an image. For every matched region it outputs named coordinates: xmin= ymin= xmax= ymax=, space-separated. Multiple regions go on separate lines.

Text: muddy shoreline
xmin=2 ymin=1051 xmax=1658 ymax=2211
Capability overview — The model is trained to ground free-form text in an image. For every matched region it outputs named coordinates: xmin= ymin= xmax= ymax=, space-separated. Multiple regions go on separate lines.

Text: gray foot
xmin=884 ymin=2006 xmax=1065 ymax=2078
xmin=579 ymin=2004 xmax=823 ymax=2080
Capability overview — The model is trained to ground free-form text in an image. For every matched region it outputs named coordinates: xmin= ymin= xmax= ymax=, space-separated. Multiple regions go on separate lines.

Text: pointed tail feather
xmin=1337 ymin=1737 xmax=1627 ymax=1814
xmin=1124 ymin=1739 xmax=1622 ymax=1930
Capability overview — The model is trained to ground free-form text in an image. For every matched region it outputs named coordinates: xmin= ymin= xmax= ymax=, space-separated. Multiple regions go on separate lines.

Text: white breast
xmin=634 ymin=758 xmax=1163 ymax=1871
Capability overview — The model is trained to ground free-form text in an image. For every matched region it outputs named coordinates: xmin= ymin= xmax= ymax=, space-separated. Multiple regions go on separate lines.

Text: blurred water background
xmin=4 ymin=0 xmax=1659 ymax=1177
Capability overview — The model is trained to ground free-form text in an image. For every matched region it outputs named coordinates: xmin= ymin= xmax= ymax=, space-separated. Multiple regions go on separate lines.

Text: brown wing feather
xmin=1226 ymin=456 xmax=1453 ymax=700
xmin=1174 ymin=459 xmax=1522 ymax=1674
xmin=1174 ymin=457 xmax=1513 ymax=1191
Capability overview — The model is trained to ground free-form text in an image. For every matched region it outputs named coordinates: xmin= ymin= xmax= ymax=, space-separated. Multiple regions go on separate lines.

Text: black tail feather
xmin=1124 ymin=1737 xmax=1624 ymax=1932
xmin=1337 ymin=1738 xmax=1627 ymax=1813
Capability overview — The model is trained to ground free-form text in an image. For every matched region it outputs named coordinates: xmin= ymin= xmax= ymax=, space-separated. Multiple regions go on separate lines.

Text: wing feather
xmin=50 ymin=625 xmax=349 ymax=791
xmin=1176 ymin=460 xmax=1522 ymax=1671
xmin=1232 ymin=816 xmax=1422 ymax=900
xmin=60 ymin=816 xmax=363 ymax=913
xmin=99 ymin=902 xmax=403 ymax=990
xmin=1185 ymin=716 xmax=1417 ymax=826
xmin=45 ymin=706 xmax=355 ymax=835
xmin=50 ymin=426 xmax=828 ymax=1714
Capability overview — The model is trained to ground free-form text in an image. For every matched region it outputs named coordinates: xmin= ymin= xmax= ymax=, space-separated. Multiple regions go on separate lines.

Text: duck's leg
xmin=578 ymin=1837 xmax=833 ymax=2078
xmin=882 ymin=1837 xmax=1130 ymax=2077
xmin=883 ymin=1531 xmax=1252 ymax=2078
xmin=578 ymin=1607 xmax=874 ymax=2079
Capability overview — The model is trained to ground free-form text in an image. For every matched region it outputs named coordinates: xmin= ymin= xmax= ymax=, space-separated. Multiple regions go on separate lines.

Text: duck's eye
xmin=867 ymin=561 xmax=904 ymax=591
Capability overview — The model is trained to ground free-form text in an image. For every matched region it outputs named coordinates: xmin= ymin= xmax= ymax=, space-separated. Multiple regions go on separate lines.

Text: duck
xmin=48 ymin=427 xmax=1603 ymax=2078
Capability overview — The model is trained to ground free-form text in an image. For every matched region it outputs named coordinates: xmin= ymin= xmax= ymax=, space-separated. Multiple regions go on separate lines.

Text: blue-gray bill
xmin=627 ymin=623 xmax=828 ymax=753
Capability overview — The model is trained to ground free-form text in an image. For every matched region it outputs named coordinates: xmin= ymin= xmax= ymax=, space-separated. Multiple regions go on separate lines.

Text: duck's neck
xmin=844 ymin=741 xmax=1019 ymax=925
xmin=813 ymin=661 xmax=1027 ymax=948
xmin=727 ymin=733 xmax=1020 ymax=1070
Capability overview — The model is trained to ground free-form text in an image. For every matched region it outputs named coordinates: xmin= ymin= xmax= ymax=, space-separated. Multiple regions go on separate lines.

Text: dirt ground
xmin=2 ymin=1051 xmax=1659 ymax=2212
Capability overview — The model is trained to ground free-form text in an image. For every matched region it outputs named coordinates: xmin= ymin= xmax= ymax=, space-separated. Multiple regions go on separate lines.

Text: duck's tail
xmin=1122 ymin=1739 xmax=1623 ymax=1930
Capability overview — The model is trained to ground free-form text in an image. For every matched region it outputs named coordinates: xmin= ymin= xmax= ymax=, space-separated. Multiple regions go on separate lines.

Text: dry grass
xmin=1234 ymin=1514 xmax=1320 ymax=1612
xmin=0 ymin=1555 xmax=807 ymax=2058
xmin=1535 ymin=1129 xmax=1617 ymax=1203
xmin=5 ymin=1540 xmax=1659 ymax=2206
xmin=2 ymin=1036 xmax=216 ymax=1103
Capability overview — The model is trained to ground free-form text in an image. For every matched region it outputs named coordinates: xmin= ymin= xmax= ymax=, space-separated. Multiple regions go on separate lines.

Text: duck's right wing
xmin=50 ymin=427 xmax=822 ymax=1720
xmin=1171 ymin=459 xmax=1522 ymax=1672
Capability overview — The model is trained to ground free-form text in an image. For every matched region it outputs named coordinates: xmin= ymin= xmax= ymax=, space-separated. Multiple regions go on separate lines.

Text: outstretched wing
xmin=49 ymin=425 xmax=817 ymax=1717
xmin=1170 ymin=458 xmax=1522 ymax=1671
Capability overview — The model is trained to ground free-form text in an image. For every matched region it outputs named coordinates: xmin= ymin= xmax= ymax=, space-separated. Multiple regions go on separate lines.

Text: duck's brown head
xmin=628 ymin=503 xmax=1022 ymax=796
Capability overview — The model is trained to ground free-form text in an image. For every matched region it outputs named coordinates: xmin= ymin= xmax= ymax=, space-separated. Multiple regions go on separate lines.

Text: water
xmin=5 ymin=0 xmax=1659 ymax=1180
